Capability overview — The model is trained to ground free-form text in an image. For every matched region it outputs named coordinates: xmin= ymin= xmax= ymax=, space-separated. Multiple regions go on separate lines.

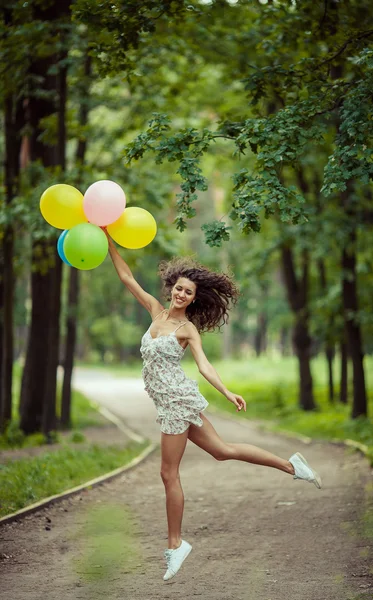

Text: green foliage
xmin=120 ymin=0 xmax=373 ymax=278
xmin=0 ymin=421 xmax=58 ymax=450
xmin=201 ymin=220 xmax=231 ymax=247
xmin=72 ymin=0 xmax=191 ymax=76
xmin=90 ymin=316 xmax=143 ymax=354
xmin=125 ymin=117 xmax=215 ymax=232
xmin=0 ymin=421 xmax=25 ymax=449
xmin=68 ymin=430 xmax=86 ymax=443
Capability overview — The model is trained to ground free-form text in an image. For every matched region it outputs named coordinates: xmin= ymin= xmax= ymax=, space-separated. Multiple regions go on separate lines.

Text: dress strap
xmin=172 ymin=322 xmax=187 ymax=334
xmin=152 ymin=309 xmax=167 ymax=322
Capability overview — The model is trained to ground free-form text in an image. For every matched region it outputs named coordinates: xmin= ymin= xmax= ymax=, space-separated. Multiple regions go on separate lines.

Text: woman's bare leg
xmin=188 ymin=414 xmax=295 ymax=474
xmin=160 ymin=428 xmax=190 ymax=549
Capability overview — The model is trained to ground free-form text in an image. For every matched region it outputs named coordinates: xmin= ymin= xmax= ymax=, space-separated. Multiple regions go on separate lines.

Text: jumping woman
xmin=106 ymin=234 xmax=322 ymax=582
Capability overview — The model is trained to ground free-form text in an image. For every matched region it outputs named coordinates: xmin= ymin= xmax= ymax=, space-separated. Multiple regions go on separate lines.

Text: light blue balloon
xmin=57 ymin=230 xmax=72 ymax=266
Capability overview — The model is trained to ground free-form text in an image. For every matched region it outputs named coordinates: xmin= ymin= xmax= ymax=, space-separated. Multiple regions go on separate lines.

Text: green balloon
xmin=64 ymin=223 xmax=108 ymax=270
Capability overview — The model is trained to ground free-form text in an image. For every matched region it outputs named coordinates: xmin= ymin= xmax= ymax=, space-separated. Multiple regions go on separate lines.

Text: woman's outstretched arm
xmin=185 ymin=323 xmax=246 ymax=412
xmin=104 ymin=230 xmax=163 ymax=316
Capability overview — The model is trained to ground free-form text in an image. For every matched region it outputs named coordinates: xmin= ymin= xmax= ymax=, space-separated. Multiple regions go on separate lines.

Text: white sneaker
xmin=289 ymin=452 xmax=322 ymax=489
xmin=163 ymin=540 xmax=192 ymax=581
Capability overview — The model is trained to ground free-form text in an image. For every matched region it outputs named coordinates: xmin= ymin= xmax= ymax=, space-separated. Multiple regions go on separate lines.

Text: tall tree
xmin=60 ymin=52 xmax=92 ymax=428
xmin=0 ymin=7 xmax=26 ymax=431
xmin=20 ymin=0 xmax=70 ymax=435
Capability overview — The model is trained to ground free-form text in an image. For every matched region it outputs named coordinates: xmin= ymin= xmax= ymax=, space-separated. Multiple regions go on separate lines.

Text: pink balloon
xmin=83 ymin=180 xmax=126 ymax=226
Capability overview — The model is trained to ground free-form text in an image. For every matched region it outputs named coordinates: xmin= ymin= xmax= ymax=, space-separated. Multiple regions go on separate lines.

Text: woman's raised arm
xmin=105 ymin=230 xmax=163 ymax=317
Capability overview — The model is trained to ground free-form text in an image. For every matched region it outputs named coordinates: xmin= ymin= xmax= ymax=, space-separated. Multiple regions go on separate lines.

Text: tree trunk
xmin=1 ymin=205 xmax=14 ymax=432
xmin=60 ymin=52 xmax=91 ymax=428
xmin=60 ymin=268 xmax=79 ymax=428
xmin=279 ymin=326 xmax=289 ymax=356
xmin=341 ymin=230 xmax=367 ymax=417
xmin=253 ymin=283 xmax=268 ymax=357
xmin=254 ymin=312 xmax=267 ymax=357
xmin=325 ymin=346 xmax=335 ymax=404
xmin=339 ymin=340 xmax=348 ymax=404
xmin=317 ymin=258 xmax=335 ymax=403
xmin=20 ymin=243 xmax=53 ymax=433
xmin=42 ymin=47 xmax=68 ymax=437
xmin=0 ymin=250 xmax=3 ymax=431
xmin=221 ymin=243 xmax=232 ymax=360
xmin=1 ymin=81 xmax=24 ymax=431
xmin=42 ymin=254 xmax=63 ymax=437
xmin=292 ymin=315 xmax=315 ymax=411
xmin=20 ymin=0 xmax=70 ymax=436
xmin=281 ymin=244 xmax=316 ymax=411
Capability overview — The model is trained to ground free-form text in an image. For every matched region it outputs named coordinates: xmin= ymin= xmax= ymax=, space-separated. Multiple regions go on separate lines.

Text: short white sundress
xmin=140 ymin=310 xmax=209 ymax=435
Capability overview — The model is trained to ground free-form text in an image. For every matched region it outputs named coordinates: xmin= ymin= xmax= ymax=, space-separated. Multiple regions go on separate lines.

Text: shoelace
xmin=164 ymin=549 xmax=173 ymax=568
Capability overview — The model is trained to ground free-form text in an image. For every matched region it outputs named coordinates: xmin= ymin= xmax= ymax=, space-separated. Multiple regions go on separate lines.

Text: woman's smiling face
xmin=171 ymin=277 xmax=197 ymax=309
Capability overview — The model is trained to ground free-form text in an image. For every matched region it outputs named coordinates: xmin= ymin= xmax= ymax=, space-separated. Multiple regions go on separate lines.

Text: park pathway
xmin=0 ymin=368 xmax=372 ymax=600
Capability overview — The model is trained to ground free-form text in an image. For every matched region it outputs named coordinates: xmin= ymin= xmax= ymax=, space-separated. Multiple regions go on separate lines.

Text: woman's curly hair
xmin=158 ymin=256 xmax=239 ymax=333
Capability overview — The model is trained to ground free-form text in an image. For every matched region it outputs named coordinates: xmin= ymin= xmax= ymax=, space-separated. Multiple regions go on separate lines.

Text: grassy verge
xmin=0 ymin=440 xmax=149 ymax=518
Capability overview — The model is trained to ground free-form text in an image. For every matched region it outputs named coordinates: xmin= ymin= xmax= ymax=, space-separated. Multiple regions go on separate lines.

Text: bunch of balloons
xmin=39 ymin=180 xmax=157 ymax=270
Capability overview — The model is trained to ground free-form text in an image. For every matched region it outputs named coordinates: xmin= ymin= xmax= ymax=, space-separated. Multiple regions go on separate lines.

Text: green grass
xmin=68 ymin=388 xmax=106 ymax=429
xmin=0 ymin=440 xmax=149 ymax=518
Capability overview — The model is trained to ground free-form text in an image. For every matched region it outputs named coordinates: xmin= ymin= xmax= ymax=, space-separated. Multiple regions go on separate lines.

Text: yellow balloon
xmin=40 ymin=184 xmax=87 ymax=229
xmin=107 ymin=207 xmax=157 ymax=249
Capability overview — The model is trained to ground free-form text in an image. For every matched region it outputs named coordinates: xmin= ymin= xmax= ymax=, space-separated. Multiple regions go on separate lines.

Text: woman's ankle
xmin=286 ymin=460 xmax=295 ymax=475
xmin=168 ymin=537 xmax=182 ymax=550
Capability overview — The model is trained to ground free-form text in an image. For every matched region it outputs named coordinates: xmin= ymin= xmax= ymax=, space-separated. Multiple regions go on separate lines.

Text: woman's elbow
xmin=120 ymin=273 xmax=132 ymax=285
xmin=198 ymin=363 xmax=211 ymax=377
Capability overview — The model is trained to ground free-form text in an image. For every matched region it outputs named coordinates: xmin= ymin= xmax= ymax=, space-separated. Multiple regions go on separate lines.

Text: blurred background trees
xmin=1 ymin=0 xmax=372 ymax=439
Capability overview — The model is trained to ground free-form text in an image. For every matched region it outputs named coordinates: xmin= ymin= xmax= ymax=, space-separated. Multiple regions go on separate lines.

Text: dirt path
xmin=0 ymin=369 xmax=372 ymax=600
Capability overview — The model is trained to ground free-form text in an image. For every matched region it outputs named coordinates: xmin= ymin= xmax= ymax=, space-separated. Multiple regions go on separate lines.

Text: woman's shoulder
xmin=183 ymin=320 xmax=199 ymax=337
xmin=151 ymin=305 xmax=166 ymax=320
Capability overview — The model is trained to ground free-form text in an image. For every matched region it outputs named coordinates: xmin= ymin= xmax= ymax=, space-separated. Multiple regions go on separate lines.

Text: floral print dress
xmin=140 ymin=311 xmax=209 ymax=435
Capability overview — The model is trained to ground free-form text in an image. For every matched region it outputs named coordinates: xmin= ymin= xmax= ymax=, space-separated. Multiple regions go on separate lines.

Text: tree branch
xmin=317 ymin=29 xmax=373 ymax=68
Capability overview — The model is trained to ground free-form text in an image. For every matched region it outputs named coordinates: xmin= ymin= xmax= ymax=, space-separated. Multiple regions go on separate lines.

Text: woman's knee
xmin=160 ymin=467 xmax=180 ymax=486
xmin=213 ymin=443 xmax=236 ymax=461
